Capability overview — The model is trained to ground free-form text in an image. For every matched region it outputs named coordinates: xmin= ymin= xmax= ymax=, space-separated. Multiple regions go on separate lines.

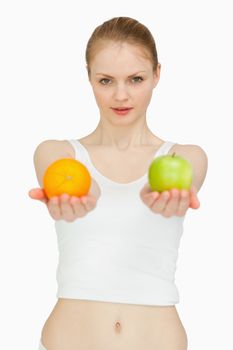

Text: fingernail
xmin=81 ymin=196 xmax=87 ymax=204
xmin=51 ymin=197 xmax=58 ymax=203
xmin=152 ymin=192 xmax=159 ymax=199
xmin=61 ymin=193 xmax=69 ymax=200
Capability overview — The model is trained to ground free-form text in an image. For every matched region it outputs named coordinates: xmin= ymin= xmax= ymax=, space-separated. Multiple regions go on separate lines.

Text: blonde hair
xmin=85 ymin=17 xmax=158 ymax=76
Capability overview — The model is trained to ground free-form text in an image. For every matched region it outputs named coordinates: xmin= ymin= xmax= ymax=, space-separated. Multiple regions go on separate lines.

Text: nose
xmin=113 ymin=83 xmax=129 ymax=101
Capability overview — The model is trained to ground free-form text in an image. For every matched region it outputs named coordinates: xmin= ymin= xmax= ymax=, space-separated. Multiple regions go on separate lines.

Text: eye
xmin=99 ymin=78 xmax=111 ymax=85
xmin=132 ymin=76 xmax=143 ymax=83
xmin=99 ymin=76 xmax=144 ymax=85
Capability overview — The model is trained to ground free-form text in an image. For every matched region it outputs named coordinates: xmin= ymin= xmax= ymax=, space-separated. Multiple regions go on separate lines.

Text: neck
xmin=91 ymin=118 xmax=156 ymax=151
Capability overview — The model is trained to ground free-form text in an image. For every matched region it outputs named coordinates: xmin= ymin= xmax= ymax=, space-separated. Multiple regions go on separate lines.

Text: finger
xmin=140 ymin=183 xmax=153 ymax=197
xmin=90 ymin=195 xmax=98 ymax=208
xmin=80 ymin=195 xmax=97 ymax=212
xmin=151 ymin=191 xmax=170 ymax=212
xmin=28 ymin=188 xmax=48 ymax=204
xmin=140 ymin=182 xmax=161 ymax=208
xmin=189 ymin=187 xmax=200 ymax=209
xmin=176 ymin=190 xmax=190 ymax=216
xmin=60 ymin=194 xmax=75 ymax=221
xmin=47 ymin=196 xmax=61 ymax=220
xmin=70 ymin=196 xmax=87 ymax=217
xmin=141 ymin=191 xmax=160 ymax=207
xmin=163 ymin=189 xmax=180 ymax=217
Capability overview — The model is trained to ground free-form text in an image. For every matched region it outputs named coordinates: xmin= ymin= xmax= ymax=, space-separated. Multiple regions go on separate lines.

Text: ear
xmin=86 ymin=65 xmax=91 ymax=82
xmin=153 ymin=63 xmax=161 ymax=88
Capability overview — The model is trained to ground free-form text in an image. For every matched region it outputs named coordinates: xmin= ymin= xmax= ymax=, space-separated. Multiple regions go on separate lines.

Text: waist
xmin=56 ymin=254 xmax=180 ymax=305
xmin=41 ymin=298 xmax=188 ymax=350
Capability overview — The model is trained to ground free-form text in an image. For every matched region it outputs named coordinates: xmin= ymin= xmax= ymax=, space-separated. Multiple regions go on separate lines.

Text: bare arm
xmin=28 ymin=140 xmax=100 ymax=222
xmin=140 ymin=144 xmax=208 ymax=217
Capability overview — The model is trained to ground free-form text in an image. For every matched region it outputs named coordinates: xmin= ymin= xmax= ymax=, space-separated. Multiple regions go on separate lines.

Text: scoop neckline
xmin=74 ymin=139 xmax=168 ymax=187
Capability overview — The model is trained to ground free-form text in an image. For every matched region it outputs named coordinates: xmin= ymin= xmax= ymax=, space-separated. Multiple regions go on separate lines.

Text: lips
xmin=111 ymin=107 xmax=133 ymax=111
xmin=111 ymin=107 xmax=133 ymax=116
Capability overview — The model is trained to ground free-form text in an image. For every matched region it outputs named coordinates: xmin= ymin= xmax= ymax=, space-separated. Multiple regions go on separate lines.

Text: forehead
xmin=91 ymin=42 xmax=153 ymax=75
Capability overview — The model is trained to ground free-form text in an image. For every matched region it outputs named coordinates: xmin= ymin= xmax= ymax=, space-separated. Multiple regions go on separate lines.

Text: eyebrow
xmin=95 ymin=71 xmax=147 ymax=78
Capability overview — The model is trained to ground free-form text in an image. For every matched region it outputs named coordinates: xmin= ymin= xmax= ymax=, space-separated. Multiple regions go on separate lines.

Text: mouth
xmin=112 ymin=107 xmax=133 ymax=110
xmin=111 ymin=107 xmax=133 ymax=116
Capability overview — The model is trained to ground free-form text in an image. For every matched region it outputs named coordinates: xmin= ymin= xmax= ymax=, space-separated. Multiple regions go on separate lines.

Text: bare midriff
xmin=41 ymin=298 xmax=188 ymax=350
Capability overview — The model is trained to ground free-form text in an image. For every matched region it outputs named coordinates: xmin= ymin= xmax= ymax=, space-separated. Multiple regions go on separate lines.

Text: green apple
xmin=148 ymin=152 xmax=193 ymax=192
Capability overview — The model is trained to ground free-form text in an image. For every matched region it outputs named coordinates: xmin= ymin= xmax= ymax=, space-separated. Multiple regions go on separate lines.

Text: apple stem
xmin=172 ymin=152 xmax=176 ymax=157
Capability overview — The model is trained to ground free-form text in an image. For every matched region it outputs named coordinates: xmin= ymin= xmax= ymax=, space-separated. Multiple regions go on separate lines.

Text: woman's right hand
xmin=28 ymin=188 xmax=98 ymax=222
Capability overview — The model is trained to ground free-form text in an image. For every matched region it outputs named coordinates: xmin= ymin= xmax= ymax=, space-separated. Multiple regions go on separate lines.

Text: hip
xmin=41 ymin=298 xmax=188 ymax=350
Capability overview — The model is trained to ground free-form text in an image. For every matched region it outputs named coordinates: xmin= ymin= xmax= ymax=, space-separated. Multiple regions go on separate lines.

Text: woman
xmin=29 ymin=16 xmax=208 ymax=350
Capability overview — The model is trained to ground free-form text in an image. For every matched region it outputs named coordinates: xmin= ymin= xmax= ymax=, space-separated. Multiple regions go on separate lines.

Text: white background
xmin=0 ymin=0 xmax=232 ymax=349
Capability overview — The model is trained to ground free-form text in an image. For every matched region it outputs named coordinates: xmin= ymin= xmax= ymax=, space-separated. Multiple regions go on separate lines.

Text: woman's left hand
xmin=139 ymin=184 xmax=200 ymax=217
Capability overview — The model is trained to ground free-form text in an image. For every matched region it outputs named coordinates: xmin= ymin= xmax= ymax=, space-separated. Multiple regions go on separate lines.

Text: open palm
xmin=140 ymin=184 xmax=200 ymax=218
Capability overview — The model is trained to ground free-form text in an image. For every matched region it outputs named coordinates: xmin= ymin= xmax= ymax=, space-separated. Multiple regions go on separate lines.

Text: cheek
xmin=92 ymin=83 xmax=154 ymax=108
xmin=135 ymin=86 xmax=153 ymax=106
xmin=92 ymin=89 xmax=110 ymax=107
xmin=94 ymin=87 xmax=110 ymax=99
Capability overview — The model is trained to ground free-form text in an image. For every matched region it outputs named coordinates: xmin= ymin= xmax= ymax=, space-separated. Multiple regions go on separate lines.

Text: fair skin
xmin=29 ymin=41 xmax=203 ymax=220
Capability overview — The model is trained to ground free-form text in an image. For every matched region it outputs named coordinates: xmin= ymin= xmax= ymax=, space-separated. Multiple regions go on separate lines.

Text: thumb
xmin=28 ymin=188 xmax=48 ymax=204
xmin=189 ymin=186 xmax=200 ymax=209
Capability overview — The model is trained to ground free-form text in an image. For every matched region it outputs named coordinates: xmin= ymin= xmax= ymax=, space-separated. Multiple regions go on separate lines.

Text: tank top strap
xmin=155 ymin=141 xmax=176 ymax=158
xmin=67 ymin=139 xmax=176 ymax=164
xmin=66 ymin=139 xmax=87 ymax=164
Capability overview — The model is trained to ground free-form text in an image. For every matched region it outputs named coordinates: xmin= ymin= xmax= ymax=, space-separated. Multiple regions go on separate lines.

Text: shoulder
xmin=33 ymin=139 xmax=75 ymax=188
xmin=34 ymin=139 xmax=76 ymax=158
xmin=171 ymin=143 xmax=208 ymax=161
xmin=170 ymin=143 xmax=208 ymax=193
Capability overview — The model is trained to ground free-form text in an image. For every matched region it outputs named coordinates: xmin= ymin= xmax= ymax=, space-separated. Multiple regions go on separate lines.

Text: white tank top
xmin=55 ymin=139 xmax=185 ymax=306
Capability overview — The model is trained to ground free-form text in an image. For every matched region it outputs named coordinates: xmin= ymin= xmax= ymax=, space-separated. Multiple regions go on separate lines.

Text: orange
xmin=43 ymin=158 xmax=91 ymax=199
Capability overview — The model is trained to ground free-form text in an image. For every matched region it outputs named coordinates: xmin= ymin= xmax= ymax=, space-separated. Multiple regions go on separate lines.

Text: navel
xmin=114 ymin=321 xmax=122 ymax=334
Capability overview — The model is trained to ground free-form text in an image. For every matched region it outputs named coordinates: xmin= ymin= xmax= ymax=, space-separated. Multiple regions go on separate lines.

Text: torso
xmin=41 ymin=299 xmax=187 ymax=350
xmin=41 ymin=135 xmax=188 ymax=350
